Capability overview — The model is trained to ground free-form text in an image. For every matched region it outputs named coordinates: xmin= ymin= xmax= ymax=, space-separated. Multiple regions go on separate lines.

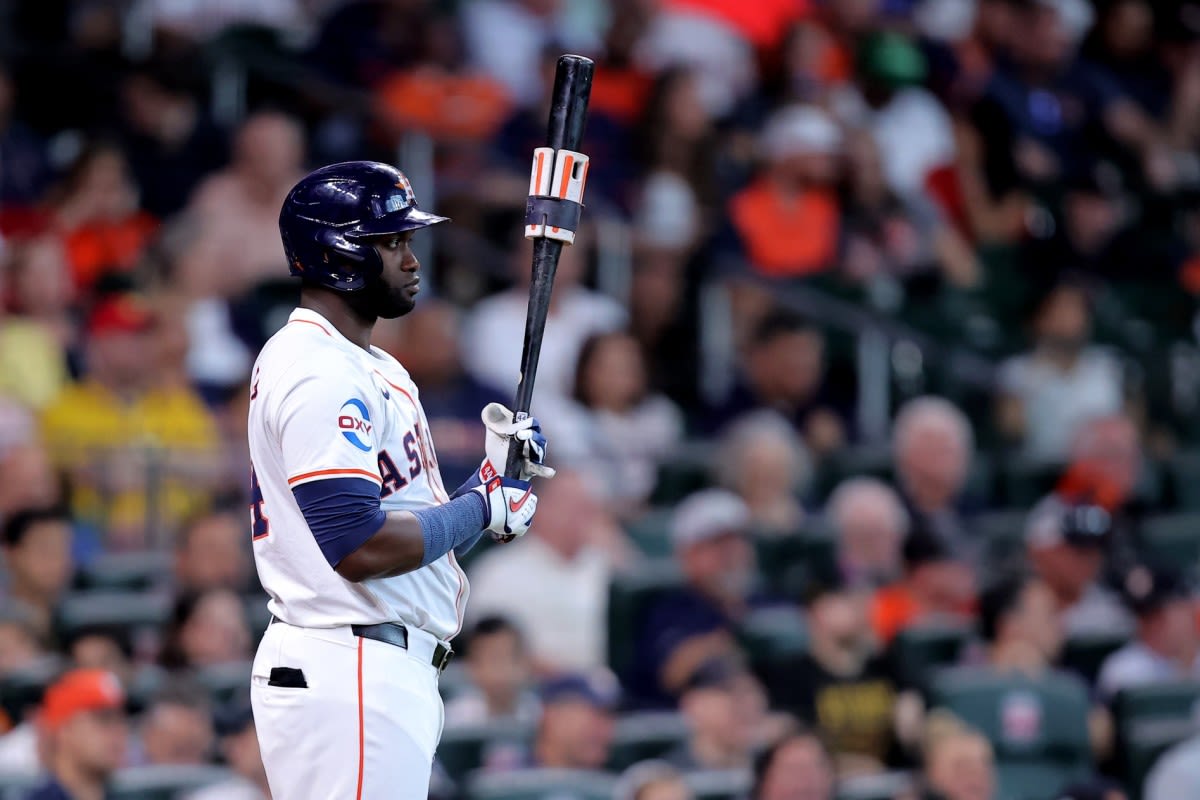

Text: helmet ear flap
xmin=309 ymin=228 xmax=382 ymax=291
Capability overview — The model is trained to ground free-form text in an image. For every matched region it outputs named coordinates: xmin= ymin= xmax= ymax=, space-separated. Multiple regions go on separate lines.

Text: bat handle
xmin=503 ymin=410 xmax=531 ymax=480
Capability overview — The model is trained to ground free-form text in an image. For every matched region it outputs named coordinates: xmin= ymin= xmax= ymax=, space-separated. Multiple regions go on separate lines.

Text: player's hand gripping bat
xmin=493 ymin=54 xmax=594 ymax=542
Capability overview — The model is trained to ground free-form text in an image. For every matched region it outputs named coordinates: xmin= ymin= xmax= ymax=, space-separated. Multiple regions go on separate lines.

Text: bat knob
xmin=490 ymin=532 xmax=519 ymax=545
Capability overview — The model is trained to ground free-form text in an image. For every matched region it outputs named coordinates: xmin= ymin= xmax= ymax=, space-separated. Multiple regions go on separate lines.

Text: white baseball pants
xmin=251 ymin=620 xmax=445 ymax=799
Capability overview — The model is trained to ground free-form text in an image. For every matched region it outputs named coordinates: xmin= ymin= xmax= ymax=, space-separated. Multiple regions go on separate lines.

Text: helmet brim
xmin=348 ymin=208 xmax=451 ymax=238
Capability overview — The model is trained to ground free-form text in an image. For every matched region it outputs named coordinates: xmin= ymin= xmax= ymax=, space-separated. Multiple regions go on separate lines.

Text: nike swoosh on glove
xmin=470 ymin=475 xmax=538 ymax=538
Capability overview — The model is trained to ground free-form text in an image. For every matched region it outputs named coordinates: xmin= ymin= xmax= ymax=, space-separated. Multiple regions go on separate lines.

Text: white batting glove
xmin=469 ymin=473 xmax=538 ymax=539
xmin=482 ymin=402 xmax=556 ymax=481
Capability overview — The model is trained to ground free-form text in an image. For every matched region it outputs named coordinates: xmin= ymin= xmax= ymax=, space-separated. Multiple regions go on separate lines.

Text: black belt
xmin=271 ymin=618 xmax=453 ymax=672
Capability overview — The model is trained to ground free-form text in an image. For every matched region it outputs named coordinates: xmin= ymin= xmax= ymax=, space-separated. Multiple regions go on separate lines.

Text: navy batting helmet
xmin=279 ymin=161 xmax=449 ymax=292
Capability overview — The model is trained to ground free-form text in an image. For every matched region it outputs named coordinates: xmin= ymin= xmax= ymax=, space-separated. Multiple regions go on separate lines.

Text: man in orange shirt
xmin=871 ymin=527 xmax=976 ymax=644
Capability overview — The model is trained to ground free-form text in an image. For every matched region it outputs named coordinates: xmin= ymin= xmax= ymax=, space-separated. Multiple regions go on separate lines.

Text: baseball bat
xmin=503 ymin=55 xmax=595 ymax=484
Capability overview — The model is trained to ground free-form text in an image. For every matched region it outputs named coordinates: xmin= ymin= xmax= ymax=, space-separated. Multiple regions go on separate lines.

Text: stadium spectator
xmin=725 ymin=105 xmax=843 ymax=281
xmin=1061 ymin=414 xmax=1142 ymax=510
xmin=1 ymin=506 xmax=73 ymax=641
xmin=0 ymin=611 xmax=43 ymax=678
xmin=118 ymin=63 xmax=228 ymax=218
xmin=49 ymin=144 xmax=158 ymax=294
xmin=467 ymin=469 xmax=634 ymax=673
xmin=444 ymin=616 xmax=540 ymax=728
xmin=1144 ymin=731 xmax=1200 ymax=800
xmin=0 ymin=441 xmax=60 ymax=522
xmin=976 ymin=571 xmax=1065 ymax=673
xmin=185 ymin=703 xmax=269 ymax=800
xmin=28 ymin=669 xmax=127 ymax=800
xmin=380 ymin=299 xmax=505 ymax=485
xmin=716 ymin=410 xmax=811 ymax=537
xmin=66 ymin=628 xmax=134 ymax=689
xmin=997 ymin=281 xmax=1124 ymax=460
xmin=826 ymin=477 xmax=908 ymax=588
xmin=0 ymin=237 xmax=71 ymax=410
xmin=174 ymin=510 xmax=253 ymax=594
xmin=666 ymin=656 xmax=773 ymax=771
xmin=1025 ymin=495 xmax=1133 ymax=638
xmin=159 ymin=589 xmax=252 ymax=670
xmin=891 ymin=396 xmax=975 ymax=556
xmin=40 ymin=292 xmax=221 ymax=548
xmin=919 ymin=710 xmax=996 ymax=800
xmin=764 ymin=574 xmax=900 ymax=773
xmin=871 ymin=526 xmax=975 ymax=645
xmin=179 ymin=111 xmax=306 ymax=297
xmin=461 ymin=235 xmax=626 ymax=407
xmin=632 ymin=489 xmax=763 ymax=705
xmin=1096 ymin=563 xmax=1200 ymax=700
xmin=1054 ymin=777 xmax=1129 ymax=800
xmin=550 ymin=330 xmax=683 ymax=510
xmin=135 ymin=683 xmax=214 ymax=767
xmin=615 ymin=760 xmax=694 ymax=800
xmin=704 ymin=309 xmax=847 ymax=459
xmin=524 ymin=671 xmax=617 ymax=771
xmin=839 ymin=128 xmax=979 ymax=288
xmin=750 ymin=729 xmax=836 ymax=800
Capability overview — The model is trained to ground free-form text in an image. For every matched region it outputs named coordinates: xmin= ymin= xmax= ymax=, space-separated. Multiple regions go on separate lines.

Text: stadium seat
xmin=108 ymin=764 xmax=237 ymax=799
xmin=998 ymin=459 xmax=1063 ymax=508
xmin=1138 ymin=513 xmax=1200 ymax=571
xmin=54 ymin=591 xmax=173 ymax=644
xmin=194 ymin=661 xmax=253 ymax=707
xmin=649 ymin=445 xmax=714 ymax=506
xmin=1167 ymin=452 xmax=1200 ymax=511
xmin=606 ymin=711 xmax=689 ymax=771
xmin=437 ymin=720 xmax=536 ymax=778
xmin=685 ymin=768 xmax=752 ymax=800
xmin=76 ymin=551 xmax=174 ymax=591
xmin=465 ymin=768 xmax=616 ymax=800
xmin=1111 ymin=681 xmax=1200 ymax=791
xmin=737 ymin=606 xmax=809 ymax=673
xmin=754 ymin=533 xmax=836 ymax=598
xmin=928 ymin=667 xmax=1092 ymax=799
xmin=0 ymin=773 xmax=38 ymax=800
xmin=835 ymin=770 xmax=916 ymax=800
xmin=623 ymin=508 xmax=676 ymax=558
xmin=1060 ymin=632 xmax=1129 ymax=686
xmin=888 ymin=622 xmax=974 ymax=691
xmin=606 ymin=561 xmax=685 ymax=679
xmin=243 ymin=596 xmax=273 ymax=642
xmin=0 ymin=658 xmax=63 ymax=726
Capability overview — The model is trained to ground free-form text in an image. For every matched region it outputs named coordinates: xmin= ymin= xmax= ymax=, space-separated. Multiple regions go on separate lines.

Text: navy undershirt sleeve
xmin=292 ymin=478 xmax=387 ymax=568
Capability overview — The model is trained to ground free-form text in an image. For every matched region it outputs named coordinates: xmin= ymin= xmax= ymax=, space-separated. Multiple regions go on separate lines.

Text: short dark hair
xmin=751 ymin=726 xmax=833 ymax=800
xmin=2 ymin=506 xmax=70 ymax=548
xmin=750 ymin=309 xmax=818 ymax=349
xmin=978 ymin=571 xmax=1033 ymax=643
xmin=459 ymin=615 xmax=525 ymax=660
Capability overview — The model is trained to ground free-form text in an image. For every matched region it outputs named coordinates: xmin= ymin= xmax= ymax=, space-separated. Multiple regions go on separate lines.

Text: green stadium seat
xmin=438 ymin=720 xmax=535 ymax=779
xmin=649 ymin=445 xmax=713 ymax=506
xmin=77 ymin=552 xmax=174 ymax=592
xmin=928 ymin=667 xmax=1092 ymax=797
xmin=194 ymin=661 xmax=252 ymax=707
xmin=737 ymin=607 xmax=809 ymax=673
xmin=1060 ymin=632 xmax=1130 ymax=687
xmin=109 ymin=765 xmax=237 ymax=799
xmin=835 ymin=771 xmax=916 ymax=800
xmin=606 ymin=711 xmax=689 ymax=771
xmin=685 ymin=768 xmax=752 ymax=800
xmin=998 ymin=459 xmax=1064 ymax=508
xmin=1122 ymin=718 xmax=1196 ymax=800
xmin=1138 ymin=513 xmax=1200 ymax=570
xmin=888 ymin=622 xmax=974 ymax=691
xmin=0 ymin=658 xmax=63 ymax=726
xmin=754 ymin=534 xmax=836 ymax=598
xmin=1111 ymin=681 xmax=1200 ymax=791
xmin=1168 ymin=452 xmax=1200 ymax=511
xmin=623 ymin=508 xmax=676 ymax=558
xmin=606 ymin=561 xmax=685 ymax=679
xmin=54 ymin=591 xmax=173 ymax=643
xmin=465 ymin=768 xmax=616 ymax=800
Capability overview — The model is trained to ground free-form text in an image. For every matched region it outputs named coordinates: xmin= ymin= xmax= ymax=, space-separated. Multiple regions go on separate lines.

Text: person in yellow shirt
xmin=40 ymin=293 xmax=222 ymax=549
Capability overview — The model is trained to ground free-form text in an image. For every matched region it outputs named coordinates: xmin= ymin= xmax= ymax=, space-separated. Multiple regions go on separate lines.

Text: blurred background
xmin=3 ymin=0 xmax=1200 ymax=799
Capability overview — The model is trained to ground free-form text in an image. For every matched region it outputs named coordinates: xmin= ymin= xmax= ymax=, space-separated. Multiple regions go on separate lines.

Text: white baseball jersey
xmin=247 ymin=307 xmax=469 ymax=640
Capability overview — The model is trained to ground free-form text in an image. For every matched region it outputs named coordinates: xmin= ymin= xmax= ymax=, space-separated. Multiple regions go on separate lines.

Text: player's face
xmin=366 ymin=231 xmax=420 ymax=319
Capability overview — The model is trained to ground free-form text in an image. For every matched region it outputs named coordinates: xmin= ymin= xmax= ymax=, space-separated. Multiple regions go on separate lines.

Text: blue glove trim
xmin=413 ymin=492 xmax=488 ymax=567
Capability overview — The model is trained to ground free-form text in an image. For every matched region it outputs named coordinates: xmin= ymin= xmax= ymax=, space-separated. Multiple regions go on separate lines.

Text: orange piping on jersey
xmin=355 ymin=636 xmax=365 ymax=800
xmin=289 ymin=319 xmax=332 ymax=336
xmin=373 ymin=371 xmax=417 ymax=410
xmin=287 ymin=468 xmax=382 ymax=486
xmin=447 ymin=550 xmax=469 ymax=639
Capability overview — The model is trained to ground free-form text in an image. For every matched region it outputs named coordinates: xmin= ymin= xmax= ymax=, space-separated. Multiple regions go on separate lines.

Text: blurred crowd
xmin=3 ymin=0 xmax=1200 ymax=799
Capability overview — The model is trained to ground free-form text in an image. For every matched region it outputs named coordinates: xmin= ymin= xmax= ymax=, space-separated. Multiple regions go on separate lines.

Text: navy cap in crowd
xmin=1120 ymin=564 xmax=1191 ymax=617
xmin=539 ymin=670 xmax=619 ymax=711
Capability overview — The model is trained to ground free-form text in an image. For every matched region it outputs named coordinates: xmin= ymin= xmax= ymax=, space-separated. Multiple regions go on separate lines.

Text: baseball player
xmin=247 ymin=161 xmax=553 ymax=799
